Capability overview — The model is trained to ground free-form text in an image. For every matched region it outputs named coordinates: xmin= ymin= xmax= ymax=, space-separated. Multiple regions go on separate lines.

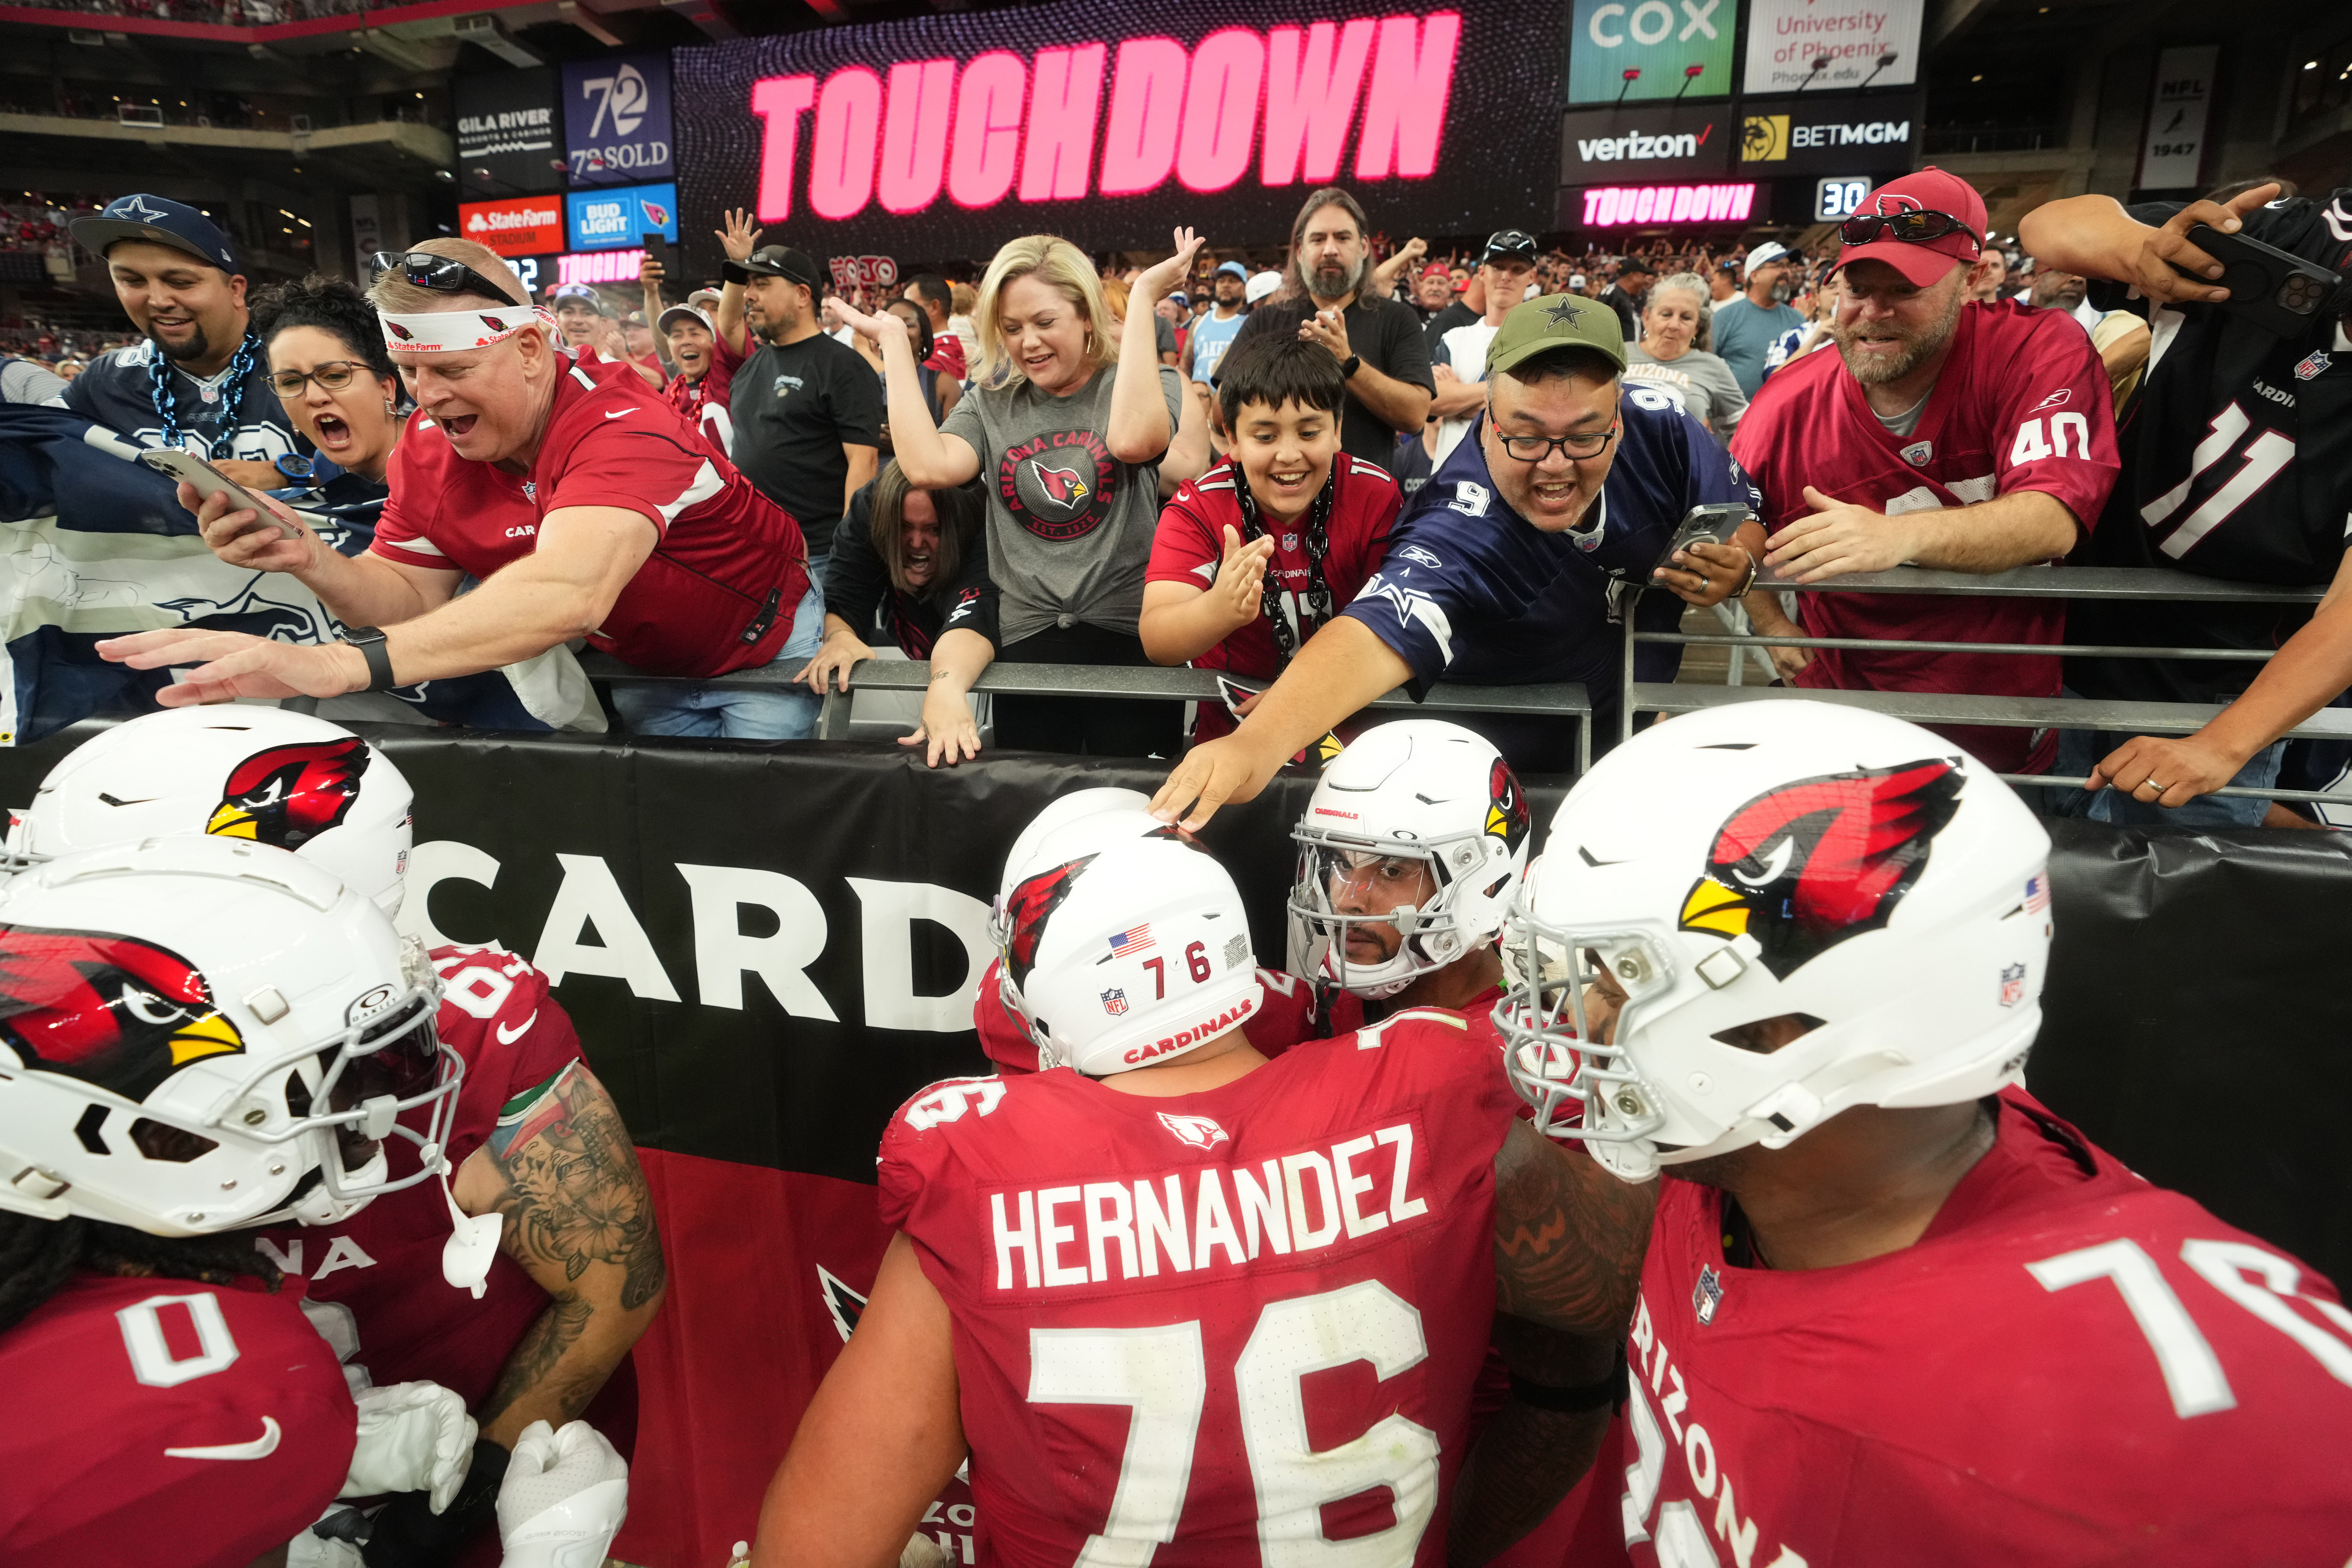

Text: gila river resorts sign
xmin=668 ymin=0 xmax=1561 ymax=268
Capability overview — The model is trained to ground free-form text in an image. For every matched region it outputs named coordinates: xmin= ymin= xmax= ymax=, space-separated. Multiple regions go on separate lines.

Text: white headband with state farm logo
xmin=378 ymin=303 xmax=556 ymax=355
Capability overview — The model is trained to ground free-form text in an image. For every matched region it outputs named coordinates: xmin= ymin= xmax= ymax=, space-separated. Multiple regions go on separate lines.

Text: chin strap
xmin=426 ymin=1142 xmax=501 ymax=1299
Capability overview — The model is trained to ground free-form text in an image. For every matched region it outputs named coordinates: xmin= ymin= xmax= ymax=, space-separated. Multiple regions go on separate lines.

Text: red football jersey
xmin=1147 ymin=455 xmax=1399 ymax=742
xmin=879 ymin=1012 xmax=1521 ymax=1567
xmin=374 ymin=352 xmax=807 ymax=677
xmin=1731 ymin=300 xmax=2119 ymax=772
xmin=0 ymin=1271 xmax=356 ymax=1568
xmin=973 ymin=957 xmax=1360 ymax=1074
xmin=1610 ymin=1088 xmax=2352 ymax=1565
xmin=254 ymin=944 xmax=582 ymax=1411
xmin=665 ymin=325 xmax=745 ymax=452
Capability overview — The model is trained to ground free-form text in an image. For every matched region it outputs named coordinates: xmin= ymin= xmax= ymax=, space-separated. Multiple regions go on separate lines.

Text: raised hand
xmin=716 ymin=207 xmax=763 ymax=264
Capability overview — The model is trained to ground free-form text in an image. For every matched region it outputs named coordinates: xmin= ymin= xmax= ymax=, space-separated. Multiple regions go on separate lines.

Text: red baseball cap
xmin=1420 ymin=263 xmax=1451 ymax=280
xmin=1832 ymin=166 xmax=1988 ymax=288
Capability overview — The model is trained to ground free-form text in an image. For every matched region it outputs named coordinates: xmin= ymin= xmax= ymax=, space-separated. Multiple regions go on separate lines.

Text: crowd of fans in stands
xmin=10 ymin=166 xmax=2349 ymax=829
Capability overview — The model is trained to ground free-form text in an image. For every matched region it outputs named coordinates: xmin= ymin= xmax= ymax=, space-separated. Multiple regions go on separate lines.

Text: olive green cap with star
xmin=1485 ymin=293 xmax=1627 ymax=378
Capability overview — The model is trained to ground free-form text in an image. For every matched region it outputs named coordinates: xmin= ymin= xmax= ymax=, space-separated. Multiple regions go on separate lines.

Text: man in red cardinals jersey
xmin=6 ymin=707 xmax=664 ymax=1568
xmin=94 ymin=237 xmax=823 ymax=741
xmin=1142 ymin=335 xmax=1399 ymax=743
xmin=756 ymin=818 xmax=1652 ymax=1567
xmin=1499 ymin=699 xmax=2352 ymax=1563
xmin=1732 ymin=168 xmax=2120 ymax=774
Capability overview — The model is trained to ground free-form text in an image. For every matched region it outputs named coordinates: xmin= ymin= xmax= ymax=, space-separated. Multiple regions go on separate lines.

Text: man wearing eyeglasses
xmin=1151 ymin=294 xmax=1762 ymax=826
xmin=1729 ymin=168 xmax=2119 ymax=779
xmin=96 ymin=238 xmax=824 ymax=740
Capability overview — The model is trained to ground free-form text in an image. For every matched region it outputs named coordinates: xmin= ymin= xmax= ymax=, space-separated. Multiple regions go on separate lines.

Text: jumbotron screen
xmin=671 ymin=0 xmax=1560 ymax=275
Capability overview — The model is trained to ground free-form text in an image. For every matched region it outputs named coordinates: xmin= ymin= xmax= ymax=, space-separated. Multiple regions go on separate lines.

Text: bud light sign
xmin=563 ymin=52 xmax=675 ymax=186
xmin=566 ymin=183 xmax=679 ymax=252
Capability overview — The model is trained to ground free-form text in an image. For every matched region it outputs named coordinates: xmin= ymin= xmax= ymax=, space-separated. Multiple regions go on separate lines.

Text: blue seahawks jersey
xmin=60 ymin=338 xmax=306 ymax=466
xmin=1340 ymin=387 xmax=1759 ymax=689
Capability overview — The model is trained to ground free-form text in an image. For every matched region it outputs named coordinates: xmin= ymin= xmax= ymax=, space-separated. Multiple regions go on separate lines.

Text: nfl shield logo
xmin=1694 ymin=1265 xmax=1724 ymax=1326
xmin=1999 ymin=962 xmax=2027 ymax=1008
xmin=1282 ymin=533 xmax=1299 ymax=550
xmin=1101 ymin=988 xmax=1129 ymax=1016
xmin=2295 ymin=350 xmax=2332 ymax=382
xmin=1899 ymin=440 xmax=1933 ymax=467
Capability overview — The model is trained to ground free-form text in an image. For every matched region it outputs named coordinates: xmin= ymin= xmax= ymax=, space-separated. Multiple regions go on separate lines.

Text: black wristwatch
xmin=1338 ymin=352 xmax=1363 ymax=380
xmin=341 ymin=626 xmax=396 ymax=691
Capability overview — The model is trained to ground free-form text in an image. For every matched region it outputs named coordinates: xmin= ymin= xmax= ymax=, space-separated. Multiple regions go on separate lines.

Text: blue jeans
xmin=610 ymin=581 xmax=825 ymax=740
xmin=2054 ymin=719 xmax=2284 ymax=828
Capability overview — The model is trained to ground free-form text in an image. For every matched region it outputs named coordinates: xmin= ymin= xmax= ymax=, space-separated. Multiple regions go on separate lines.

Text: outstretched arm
xmin=1490 ymin=1118 xmax=1655 ymax=1337
xmin=454 ymin=1060 xmax=668 ymax=1447
xmin=753 ymin=1233 xmax=966 ymax=1568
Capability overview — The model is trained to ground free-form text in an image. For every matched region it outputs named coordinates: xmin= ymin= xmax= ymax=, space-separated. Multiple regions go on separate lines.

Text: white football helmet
xmin=995 ymin=816 xmax=1261 ymax=1077
xmin=1496 ymin=701 xmax=2050 ymax=1181
xmin=0 ymin=835 xmax=459 ymax=1235
xmin=988 ymin=790 xmax=1155 ymax=1032
xmin=8 ymin=707 xmax=414 ymax=915
xmin=1289 ymin=721 xmax=1533 ymax=998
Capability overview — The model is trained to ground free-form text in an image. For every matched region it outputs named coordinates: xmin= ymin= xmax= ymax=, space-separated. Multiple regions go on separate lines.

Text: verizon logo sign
xmin=1576 ymin=124 xmax=1713 ymax=161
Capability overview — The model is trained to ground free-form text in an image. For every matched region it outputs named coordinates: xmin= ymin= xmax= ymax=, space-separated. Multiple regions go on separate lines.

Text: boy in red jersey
xmin=1143 ymin=335 xmax=1399 ymax=743
xmin=757 ymin=819 xmax=1652 ymax=1567
xmin=1731 ymin=168 xmax=2120 ymax=774
xmin=1498 ymin=699 xmax=2352 ymax=1564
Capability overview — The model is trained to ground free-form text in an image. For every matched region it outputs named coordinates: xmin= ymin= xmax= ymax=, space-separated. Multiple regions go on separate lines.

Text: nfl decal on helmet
xmin=1289 ymin=721 xmax=1532 ymax=999
xmin=1497 ymin=701 xmax=2050 ymax=1181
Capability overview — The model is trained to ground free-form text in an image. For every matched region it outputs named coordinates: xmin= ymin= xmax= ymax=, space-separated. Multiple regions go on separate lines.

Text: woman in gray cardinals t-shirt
xmin=834 ymin=230 xmax=1210 ymax=764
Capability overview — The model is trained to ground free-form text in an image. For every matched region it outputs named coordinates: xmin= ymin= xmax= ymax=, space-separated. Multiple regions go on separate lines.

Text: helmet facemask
xmin=1287 ymin=828 xmax=1503 ymax=1000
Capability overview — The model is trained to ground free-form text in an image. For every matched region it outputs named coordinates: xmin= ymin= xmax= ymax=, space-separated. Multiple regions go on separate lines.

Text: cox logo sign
xmin=1568 ymin=0 xmax=1734 ymax=102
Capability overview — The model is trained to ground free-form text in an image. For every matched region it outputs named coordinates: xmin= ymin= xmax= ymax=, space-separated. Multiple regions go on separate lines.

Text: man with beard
xmin=1227 ymin=186 xmax=1434 ymax=472
xmin=63 ymin=194 xmax=307 ymax=490
xmin=1710 ymin=241 xmax=1806 ymax=399
xmin=1731 ymin=169 xmax=2119 ymax=778
xmin=723 ymin=241 xmax=881 ymax=592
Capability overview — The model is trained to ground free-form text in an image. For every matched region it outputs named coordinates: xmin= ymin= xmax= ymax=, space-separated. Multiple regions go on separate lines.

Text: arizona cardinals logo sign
xmin=1678 ymin=759 xmax=1963 ymax=980
xmin=209 ymin=739 xmax=369 ymax=851
xmin=1485 ymin=757 xmax=1529 ymax=851
xmin=1001 ymin=855 xmax=1096 ymax=988
xmin=0 ymin=923 xmax=243 ymax=1100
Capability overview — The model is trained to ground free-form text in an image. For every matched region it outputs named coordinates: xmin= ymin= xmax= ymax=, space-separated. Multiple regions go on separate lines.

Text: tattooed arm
xmin=451 ymin=1061 xmax=668 ymax=1448
xmin=1490 ymin=1118 xmax=1655 ymax=1336
xmin=1447 ymin=1315 xmax=1618 ymax=1566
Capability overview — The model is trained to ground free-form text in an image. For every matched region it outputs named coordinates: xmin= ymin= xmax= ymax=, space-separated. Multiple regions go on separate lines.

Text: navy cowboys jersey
xmin=2068 ymin=189 xmax=2352 ymax=704
xmin=62 ymin=338 xmax=308 ymax=467
xmin=1338 ymin=389 xmax=1760 ymax=697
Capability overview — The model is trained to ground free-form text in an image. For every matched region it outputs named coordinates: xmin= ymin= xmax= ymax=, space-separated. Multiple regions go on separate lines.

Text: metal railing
xmin=579 ymin=654 xmax=1596 ymax=772
xmin=1625 ymin=563 xmax=2350 ymax=804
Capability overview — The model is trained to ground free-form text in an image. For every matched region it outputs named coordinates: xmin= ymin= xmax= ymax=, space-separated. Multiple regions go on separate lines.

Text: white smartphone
xmin=137 ymin=449 xmax=302 ymax=539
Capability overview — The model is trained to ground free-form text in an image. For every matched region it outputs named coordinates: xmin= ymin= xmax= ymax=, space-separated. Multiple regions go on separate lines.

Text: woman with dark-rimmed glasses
xmin=248 ymin=273 xmax=407 ymax=509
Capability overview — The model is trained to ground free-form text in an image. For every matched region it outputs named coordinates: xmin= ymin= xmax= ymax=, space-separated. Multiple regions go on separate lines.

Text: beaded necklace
xmin=146 ymin=332 xmax=258 ymax=451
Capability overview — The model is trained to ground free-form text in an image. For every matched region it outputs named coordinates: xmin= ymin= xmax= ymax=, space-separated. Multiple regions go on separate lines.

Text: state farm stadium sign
xmin=458 ymin=196 xmax=565 ymax=258
xmin=672 ymin=0 xmax=1559 ymax=261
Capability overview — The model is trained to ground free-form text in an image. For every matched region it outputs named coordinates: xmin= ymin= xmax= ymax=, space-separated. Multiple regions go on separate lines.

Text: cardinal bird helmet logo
xmin=1678 ymin=759 xmax=1963 ymax=980
xmin=0 ymin=923 xmax=243 ymax=1101
xmin=1001 ymin=854 xmax=1097 ymax=988
xmin=209 ymin=739 xmax=369 ymax=851
xmin=1485 ymin=757 xmax=1529 ymax=851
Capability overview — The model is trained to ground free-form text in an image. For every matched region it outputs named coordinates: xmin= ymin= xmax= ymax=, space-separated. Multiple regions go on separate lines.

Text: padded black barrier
xmin=0 ymin=728 xmax=2341 ymax=1285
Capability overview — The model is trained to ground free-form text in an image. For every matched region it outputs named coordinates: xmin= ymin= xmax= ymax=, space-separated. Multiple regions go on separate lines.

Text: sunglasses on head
xmin=369 ymin=250 xmax=526 ymax=307
xmin=1837 ymin=210 xmax=1983 ymax=253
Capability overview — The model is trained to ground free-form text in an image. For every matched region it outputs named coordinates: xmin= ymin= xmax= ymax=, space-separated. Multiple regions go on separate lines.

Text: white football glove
xmin=342 ymin=1380 xmax=478 ymax=1513
xmin=496 ymin=1419 xmax=629 ymax=1568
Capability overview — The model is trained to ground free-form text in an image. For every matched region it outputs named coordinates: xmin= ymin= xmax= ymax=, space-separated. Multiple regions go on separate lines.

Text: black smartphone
xmin=1652 ymin=502 xmax=1753 ymax=580
xmin=2182 ymin=224 xmax=2350 ymax=340
xmin=641 ymin=230 xmax=668 ymax=278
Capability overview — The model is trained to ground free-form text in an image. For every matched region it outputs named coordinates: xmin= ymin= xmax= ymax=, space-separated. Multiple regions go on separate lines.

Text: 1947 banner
xmin=670 ymin=0 xmax=1562 ymax=266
